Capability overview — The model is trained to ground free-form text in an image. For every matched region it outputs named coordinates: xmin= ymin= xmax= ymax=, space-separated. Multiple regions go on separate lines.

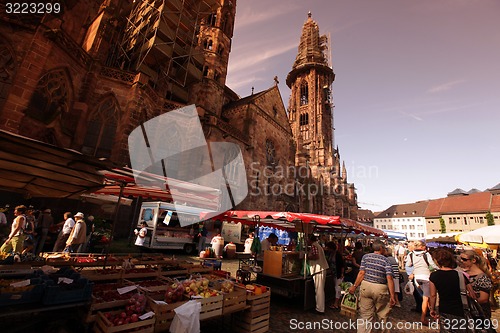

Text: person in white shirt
xmin=406 ymin=240 xmax=439 ymax=324
xmin=244 ymin=232 xmax=254 ymax=253
xmin=134 ymin=222 xmax=148 ymax=253
xmin=52 ymin=212 xmax=75 ymax=252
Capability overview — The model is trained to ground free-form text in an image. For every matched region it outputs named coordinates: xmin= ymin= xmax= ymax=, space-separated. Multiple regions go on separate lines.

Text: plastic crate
xmin=42 ymin=277 xmax=94 ymax=305
xmin=203 ymin=259 xmax=222 ymax=270
xmin=0 ymin=277 xmax=45 ymax=306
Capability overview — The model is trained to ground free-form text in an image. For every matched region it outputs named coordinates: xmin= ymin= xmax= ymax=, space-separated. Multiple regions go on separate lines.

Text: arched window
xmin=82 ymin=96 xmax=119 ymax=158
xmin=300 ymin=82 xmax=308 ymax=105
xmin=26 ymin=69 xmax=72 ymax=124
xmin=0 ymin=40 xmax=16 ymax=111
xmin=217 ymin=45 xmax=224 ymax=56
xmin=265 ymin=139 xmax=276 ymax=167
xmin=203 ymin=39 xmax=213 ymax=51
xmin=299 ymin=113 xmax=309 ymax=126
xmin=208 ymin=13 xmax=217 ymax=27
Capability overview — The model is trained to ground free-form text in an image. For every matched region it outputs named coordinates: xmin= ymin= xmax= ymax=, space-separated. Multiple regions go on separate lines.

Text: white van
xmin=136 ymin=201 xmax=206 ymax=254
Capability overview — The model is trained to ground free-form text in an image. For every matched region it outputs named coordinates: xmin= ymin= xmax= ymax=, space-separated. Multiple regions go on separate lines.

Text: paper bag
xmin=170 ymin=300 xmax=201 ymax=333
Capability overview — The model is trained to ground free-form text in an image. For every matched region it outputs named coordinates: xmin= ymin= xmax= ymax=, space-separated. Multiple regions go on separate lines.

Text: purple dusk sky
xmin=225 ymin=0 xmax=500 ymax=211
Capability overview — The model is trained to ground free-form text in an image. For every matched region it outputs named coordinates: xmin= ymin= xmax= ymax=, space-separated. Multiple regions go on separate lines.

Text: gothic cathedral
xmin=0 ymin=1 xmax=357 ymax=218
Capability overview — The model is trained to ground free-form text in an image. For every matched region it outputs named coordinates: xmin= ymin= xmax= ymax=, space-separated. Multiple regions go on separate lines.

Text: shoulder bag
xmin=457 ymin=270 xmax=491 ymax=333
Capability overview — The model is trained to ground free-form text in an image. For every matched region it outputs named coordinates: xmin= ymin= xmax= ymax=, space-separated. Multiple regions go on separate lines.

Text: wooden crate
xmin=124 ymin=277 xmax=172 ymax=294
xmin=188 ymin=266 xmax=213 ymax=274
xmin=147 ymin=294 xmax=187 ymax=332
xmin=121 ymin=268 xmax=159 ymax=280
xmin=80 ymin=268 xmax=123 ymax=281
xmin=190 ymin=293 xmax=223 ymax=320
xmin=246 ymin=285 xmax=271 ymax=312
xmin=222 ymin=286 xmax=247 ymax=315
xmin=86 ymin=281 xmax=137 ymax=323
xmin=232 ymin=308 xmax=270 ymax=333
xmin=94 ymin=310 xmax=155 ymax=333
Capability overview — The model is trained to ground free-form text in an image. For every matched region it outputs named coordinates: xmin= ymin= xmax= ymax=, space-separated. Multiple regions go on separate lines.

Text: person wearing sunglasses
xmin=460 ymin=250 xmax=494 ymax=322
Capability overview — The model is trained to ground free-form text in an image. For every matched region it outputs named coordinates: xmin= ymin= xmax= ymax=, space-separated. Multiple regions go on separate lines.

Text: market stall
xmin=0 ymin=253 xmax=272 ymax=332
xmin=205 ymin=210 xmax=386 ymax=310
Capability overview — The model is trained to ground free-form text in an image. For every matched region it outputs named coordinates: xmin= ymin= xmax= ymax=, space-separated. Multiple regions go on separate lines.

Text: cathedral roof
xmin=223 ymin=85 xmax=276 ymax=110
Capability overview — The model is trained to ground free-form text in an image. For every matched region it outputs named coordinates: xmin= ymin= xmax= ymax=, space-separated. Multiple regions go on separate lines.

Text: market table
xmin=255 ymin=271 xmax=334 ymax=311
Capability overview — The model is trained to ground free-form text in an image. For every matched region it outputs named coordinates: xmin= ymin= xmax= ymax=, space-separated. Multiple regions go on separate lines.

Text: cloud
xmin=427 ymin=79 xmax=466 ymax=94
xmin=235 ymin=3 xmax=300 ymax=29
xmin=228 ymin=41 xmax=297 ymax=74
xmin=398 ymin=110 xmax=423 ymax=121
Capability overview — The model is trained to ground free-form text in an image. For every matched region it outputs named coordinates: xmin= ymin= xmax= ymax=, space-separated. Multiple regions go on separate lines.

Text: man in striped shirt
xmin=348 ymin=241 xmax=396 ymax=333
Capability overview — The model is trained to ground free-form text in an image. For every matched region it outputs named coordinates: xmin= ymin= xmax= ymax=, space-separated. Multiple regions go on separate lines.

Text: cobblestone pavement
xmin=179 ymin=255 xmax=500 ymax=333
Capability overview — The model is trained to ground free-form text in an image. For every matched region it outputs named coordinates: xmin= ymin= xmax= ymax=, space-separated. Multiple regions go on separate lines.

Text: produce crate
xmin=232 ymin=307 xmax=270 ymax=333
xmin=94 ymin=310 xmax=155 ymax=333
xmin=80 ymin=268 xmax=123 ymax=281
xmin=222 ymin=285 xmax=247 ymax=315
xmin=124 ymin=277 xmax=172 ymax=294
xmin=340 ymin=293 xmax=357 ymax=319
xmin=246 ymin=285 xmax=271 ymax=311
xmin=86 ymin=281 xmax=137 ymax=323
xmin=147 ymin=293 xmax=187 ymax=332
xmin=157 ymin=262 xmax=188 ymax=277
xmin=0 ymin=277 xmax=45 ymax=307
xmin=189 ymin=293 xmax=223 ymax=320
xmin=188 ymin=265 xmax=213 ymax=274
xmin=121 ymin=268 xmax=159 ymax=280
xmin=42 ymin=277 xmax=94 ymax=305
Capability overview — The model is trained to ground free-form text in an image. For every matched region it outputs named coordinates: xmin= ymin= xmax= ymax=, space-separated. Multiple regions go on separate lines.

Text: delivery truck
xmin=136 ymin=201 xmax=207 ymax=254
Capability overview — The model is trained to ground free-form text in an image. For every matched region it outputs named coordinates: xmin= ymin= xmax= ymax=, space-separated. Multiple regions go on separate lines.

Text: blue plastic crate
xmin=42 ymin=277 xmax=94 ymax=305
xmin=0 ymin=277 xmax=44 ymax=307
xmin=203 ymin=259 xmax=222 ymax=270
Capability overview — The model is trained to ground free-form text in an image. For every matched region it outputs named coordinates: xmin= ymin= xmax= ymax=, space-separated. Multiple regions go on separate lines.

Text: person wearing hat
xmin=35 ymin=208 xmax=54 ymax=254
xmin=52 ymin=212 xmax=75 ymax=252
xmin=65 ymin=212 xmax=87 ymax=253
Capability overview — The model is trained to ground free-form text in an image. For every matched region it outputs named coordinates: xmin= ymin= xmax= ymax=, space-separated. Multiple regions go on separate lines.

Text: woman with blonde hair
xmin=460 ymin=250 xmax=494 ymax=320
xmin=1 ymin=205 xmax=27 ymax=253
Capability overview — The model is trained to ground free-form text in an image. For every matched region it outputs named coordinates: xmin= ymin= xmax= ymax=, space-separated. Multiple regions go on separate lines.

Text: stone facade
xmin=0 ymin=1 xmax=357 ymax=217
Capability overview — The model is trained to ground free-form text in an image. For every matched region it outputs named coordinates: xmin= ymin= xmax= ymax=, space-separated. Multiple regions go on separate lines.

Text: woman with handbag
xmin=428 ymin=248 xmax=476 ymax=332
xmin=460 ymin=250 xmax=495 ymax=330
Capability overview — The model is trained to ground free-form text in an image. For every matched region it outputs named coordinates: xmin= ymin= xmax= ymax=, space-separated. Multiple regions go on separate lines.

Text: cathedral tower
xmin=189 ymin=0 xmax=236 ymax=117
xmin=286 ymin=12 xmax=334 ymax=169
xmin=287 ymin=13 xmax=357 ymax=218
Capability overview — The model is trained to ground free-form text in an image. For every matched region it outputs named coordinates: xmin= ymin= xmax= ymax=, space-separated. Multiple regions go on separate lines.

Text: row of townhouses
xmin=372 ymin=184 xmax=500 ymax=240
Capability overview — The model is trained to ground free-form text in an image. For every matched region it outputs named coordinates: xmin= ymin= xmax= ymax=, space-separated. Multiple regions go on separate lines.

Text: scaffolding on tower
xmin=117 ymin=0 xmax=219 ymax=103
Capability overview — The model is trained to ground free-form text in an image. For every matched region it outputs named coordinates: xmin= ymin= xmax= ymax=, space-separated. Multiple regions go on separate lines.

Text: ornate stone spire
xmin=291 ymin=12 xmax=329 ymax=70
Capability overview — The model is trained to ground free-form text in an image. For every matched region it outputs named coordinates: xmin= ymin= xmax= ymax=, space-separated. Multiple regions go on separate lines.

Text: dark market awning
xmin=0 ymin=130 xmax=110 ymax=199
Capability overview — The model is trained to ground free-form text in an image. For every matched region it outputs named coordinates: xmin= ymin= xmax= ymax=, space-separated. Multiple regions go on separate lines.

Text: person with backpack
xmin=0 ymin=205 xmax=27 ymax=254
xmin=405 ymin=240 xmax=439 ymax=324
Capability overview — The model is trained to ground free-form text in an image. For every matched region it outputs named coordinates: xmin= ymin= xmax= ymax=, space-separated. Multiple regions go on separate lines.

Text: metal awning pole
xmin=104 ymin=181 xmax=125 ymax=262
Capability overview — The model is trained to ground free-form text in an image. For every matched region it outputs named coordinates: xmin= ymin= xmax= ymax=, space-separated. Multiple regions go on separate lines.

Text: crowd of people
xmin=301 ymin=235 xmax=498 ymax=333
xmin=0 ymin=205 xmax=95 ymax=255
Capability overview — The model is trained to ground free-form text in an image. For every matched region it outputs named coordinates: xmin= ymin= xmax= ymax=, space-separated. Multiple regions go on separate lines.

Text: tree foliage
xmin=439 ymin=218 xmax=446 ymax=233
xmin=485 ymin=211 xmax=495 ymax=226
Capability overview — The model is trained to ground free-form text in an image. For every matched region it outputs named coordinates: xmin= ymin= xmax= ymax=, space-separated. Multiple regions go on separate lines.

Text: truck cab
xmin=137 ymin=201 xmax=205 ymax=254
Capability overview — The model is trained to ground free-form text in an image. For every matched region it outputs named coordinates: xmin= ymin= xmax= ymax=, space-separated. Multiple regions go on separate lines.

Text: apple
xmin=120 ymin=312 xmax=127 ymax=319
xmin=130 ymin=314 xmax=139 ymax=323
